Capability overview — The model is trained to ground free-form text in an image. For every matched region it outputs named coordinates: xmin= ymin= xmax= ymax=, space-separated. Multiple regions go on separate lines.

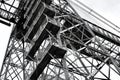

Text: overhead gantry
xmin=0 ymin=0 xmax=120 ymax=80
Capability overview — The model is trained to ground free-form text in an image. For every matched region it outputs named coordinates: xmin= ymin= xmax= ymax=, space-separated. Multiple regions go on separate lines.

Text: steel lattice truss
xmin=0 ymin=0 xmax=26 ymax=26
xmin=0 ymin=0 xmax=120 ymax=80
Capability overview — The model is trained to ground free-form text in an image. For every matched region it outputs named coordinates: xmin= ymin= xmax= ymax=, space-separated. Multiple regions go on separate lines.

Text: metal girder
xmin=0 ymin=0 xmax=120 ymax=80
xmin=0 ymin=0 xmax=26 ymax=25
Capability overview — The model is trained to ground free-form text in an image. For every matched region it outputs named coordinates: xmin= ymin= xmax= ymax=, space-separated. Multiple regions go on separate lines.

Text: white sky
xmin=78 ymin=0 xmax=120 ymax=26
xmin=0 ymin=23 xmax=12 ymax=69
xmin=0 ymin=0 xmax=120 ymax=79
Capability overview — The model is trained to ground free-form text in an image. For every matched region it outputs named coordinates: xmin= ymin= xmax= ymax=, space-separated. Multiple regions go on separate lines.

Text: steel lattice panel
xmin=0 ymin=0 xmax=27 ymax=26
xmin=0 ymin=0 xmax=120 ymax=80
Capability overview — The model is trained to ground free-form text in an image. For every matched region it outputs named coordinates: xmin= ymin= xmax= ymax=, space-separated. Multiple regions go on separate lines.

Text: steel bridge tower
xmin=0 ymin=0 xmax=120 ymax=80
